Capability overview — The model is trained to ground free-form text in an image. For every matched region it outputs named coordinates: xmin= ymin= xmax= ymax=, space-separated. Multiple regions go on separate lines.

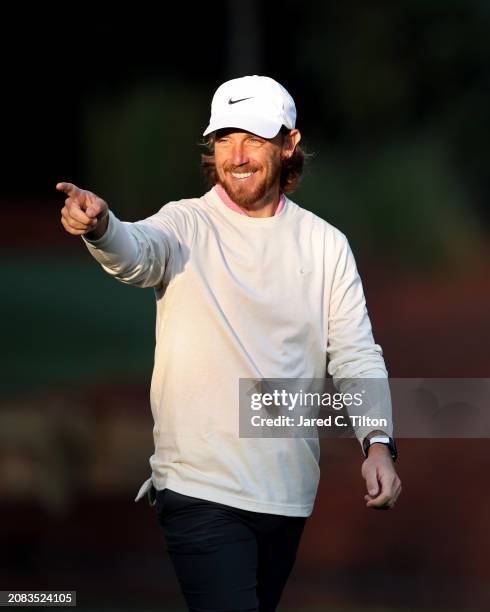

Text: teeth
xmin=231 ymin=172 xmax=254 ymax=179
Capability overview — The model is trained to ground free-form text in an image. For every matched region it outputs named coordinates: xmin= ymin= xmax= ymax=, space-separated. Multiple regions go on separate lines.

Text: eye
xmin=248 ymin=137 xmax=263 ymax=145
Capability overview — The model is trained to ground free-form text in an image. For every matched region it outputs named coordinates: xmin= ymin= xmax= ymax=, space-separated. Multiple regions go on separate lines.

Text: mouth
xmin=229 ymin=170 xmax=257 ymax=180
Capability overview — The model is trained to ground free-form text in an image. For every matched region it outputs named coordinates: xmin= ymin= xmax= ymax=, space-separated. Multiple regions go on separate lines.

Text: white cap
xmin=203 ymin=75 xmax=296 ymax=139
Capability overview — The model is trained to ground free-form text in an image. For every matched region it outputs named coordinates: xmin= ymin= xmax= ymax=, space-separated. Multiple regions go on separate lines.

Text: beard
xmin=217 ymin=162 xmax=282 ymax=209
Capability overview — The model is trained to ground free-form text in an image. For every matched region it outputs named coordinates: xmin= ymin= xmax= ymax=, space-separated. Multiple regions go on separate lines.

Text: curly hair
xmin=200 ymin=126 xmax=311 ymax=194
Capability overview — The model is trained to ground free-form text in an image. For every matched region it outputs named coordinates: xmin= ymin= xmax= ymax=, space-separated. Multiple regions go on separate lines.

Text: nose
xmin=230 ymin=142 xmax=248 ymax=167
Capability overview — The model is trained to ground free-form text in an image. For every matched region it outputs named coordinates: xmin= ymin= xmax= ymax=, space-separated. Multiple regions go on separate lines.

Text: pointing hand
xmin=56 ymin=182 xmax=109 ymax=237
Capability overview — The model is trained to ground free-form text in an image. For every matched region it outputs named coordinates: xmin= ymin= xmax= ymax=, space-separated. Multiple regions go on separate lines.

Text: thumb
xmin=85 ymin=205 xmax=99 ymax=218
xmin=365 ymin=471 xmax=379 ymax=497
xmin=85 ymin=200 xmax=106 ymax=219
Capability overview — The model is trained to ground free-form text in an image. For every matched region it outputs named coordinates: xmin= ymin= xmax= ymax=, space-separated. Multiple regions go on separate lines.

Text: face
xmin=213 ymin=128 xmax=301 ymax=209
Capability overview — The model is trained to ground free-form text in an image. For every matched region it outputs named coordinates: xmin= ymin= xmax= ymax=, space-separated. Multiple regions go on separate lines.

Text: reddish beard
xmin=218 ymin=162 xmax=282 ymax=209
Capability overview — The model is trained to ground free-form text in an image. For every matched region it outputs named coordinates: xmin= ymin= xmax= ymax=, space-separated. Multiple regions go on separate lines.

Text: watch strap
xmin=362 ymin=435 xmax=398 ymax=461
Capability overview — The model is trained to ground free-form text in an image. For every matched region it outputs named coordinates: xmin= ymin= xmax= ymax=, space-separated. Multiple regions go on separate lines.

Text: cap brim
xmin=203 ymin=114 xmax=282 ymax=139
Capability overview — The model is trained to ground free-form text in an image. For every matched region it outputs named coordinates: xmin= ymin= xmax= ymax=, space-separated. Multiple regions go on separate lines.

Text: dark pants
xmin=155 ymin=488 xmax=306 ymax=612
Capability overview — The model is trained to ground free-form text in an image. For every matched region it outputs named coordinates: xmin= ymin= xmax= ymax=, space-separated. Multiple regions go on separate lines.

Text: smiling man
xmin=56 ymin=75 xmax=401 ymax=612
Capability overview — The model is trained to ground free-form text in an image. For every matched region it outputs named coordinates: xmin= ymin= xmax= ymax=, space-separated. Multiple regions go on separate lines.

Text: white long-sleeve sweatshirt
xmin=82 ymin=186 xmax=391 ymax=517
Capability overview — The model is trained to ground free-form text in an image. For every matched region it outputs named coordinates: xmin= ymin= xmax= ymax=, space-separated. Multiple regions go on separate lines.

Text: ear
xmin=282 ymin=129 xmax=301 ymax=160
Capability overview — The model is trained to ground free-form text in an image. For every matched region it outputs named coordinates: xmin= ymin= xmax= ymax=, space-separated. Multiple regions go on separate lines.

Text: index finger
xmin=365 ymin=490 xmax=392 ymax=508
xmin=56 ymin=182 xmax=84 ymax=200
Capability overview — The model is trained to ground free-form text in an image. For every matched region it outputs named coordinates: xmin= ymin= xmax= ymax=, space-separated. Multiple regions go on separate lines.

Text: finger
xmin=366 ymin=494 xmax=393 ymax=509
xmin=364 ymin=467 xmax=380 ymax=498
xmin=85 ymin=198 xmax=107 ymax=219
xmin=365 ymin=479 xmax=393 ymax=507
xmin=64 ymin=199 xmax=96 ymax=225
xmin=364 ymin=495 xmax=392 ymax=509
xmin=378 ymin=471 xmax=397 ymax=498
xmin=61 ymin=214 xmax=94 ymax=232
xmin=367 ymin=475 xmax=402 ymax=509
xmin=65 ymin=194 xmax=106 ymax=219
xmin=56 ymin=182 xmax=84 ymax=200
xmin=365 ymin=480 xmax=396 ymax=507
xmin=67 ymin=217 xmax=95 ymax=231
xmin=365 ymin=491 xmax=390 ymax=504
xmin=393 ymin=483 xmax=402 ymax=503
xmin=61 ymin=207 xmax=96 ymax=230
xmin=61 ymin=215 xmax=89 ymax=236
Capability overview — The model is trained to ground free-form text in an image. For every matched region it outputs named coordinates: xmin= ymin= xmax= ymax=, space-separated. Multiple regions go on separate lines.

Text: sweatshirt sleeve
xmin=326 ymin=233 xmax=393 ymax=441
xmin=82 ymin=206 xmax=184 ymax=289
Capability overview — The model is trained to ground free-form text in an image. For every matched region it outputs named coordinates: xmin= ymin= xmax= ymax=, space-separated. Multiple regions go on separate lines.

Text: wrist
xmin=362 ymin=433 xmax=398 ymax=462
xmin=85 ymin=211 xmax=109 ymax=241
xmin=367 ymin=443 xmax=392 ymax=457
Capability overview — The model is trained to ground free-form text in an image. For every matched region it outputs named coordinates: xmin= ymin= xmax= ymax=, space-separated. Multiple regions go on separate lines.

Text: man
xmin=57 ymin=75 xmax=401 ymax=612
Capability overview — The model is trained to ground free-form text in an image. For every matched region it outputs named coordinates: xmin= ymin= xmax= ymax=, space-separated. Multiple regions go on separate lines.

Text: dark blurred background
xmin=1 ymin=1 xmax=489 ymax=610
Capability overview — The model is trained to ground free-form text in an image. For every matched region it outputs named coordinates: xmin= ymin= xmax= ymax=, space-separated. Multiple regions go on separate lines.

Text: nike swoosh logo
xmin=228 ymin=97 xmax=254 ymax=105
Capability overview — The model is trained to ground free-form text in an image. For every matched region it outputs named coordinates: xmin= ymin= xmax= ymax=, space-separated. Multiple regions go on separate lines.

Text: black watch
xmin=362 ymin=435 xmax=398 ymax=462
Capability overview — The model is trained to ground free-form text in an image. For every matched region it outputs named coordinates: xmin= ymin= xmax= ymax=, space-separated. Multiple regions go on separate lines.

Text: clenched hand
xmin=362 ymin=445 xmax=402 ymax=510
